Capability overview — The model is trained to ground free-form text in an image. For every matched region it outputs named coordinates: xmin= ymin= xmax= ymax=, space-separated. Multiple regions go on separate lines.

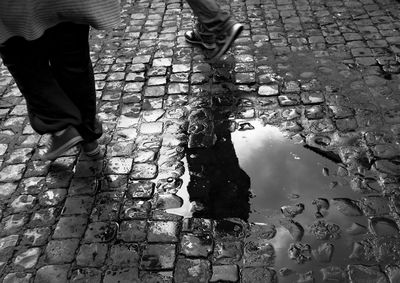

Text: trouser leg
xmin=185 ymin=0 xmax=232 ymax=32
xmin=48 ymin=22 xmax=102 ymax=142
xmin=0 ymin=28 xmax=82 ymax=135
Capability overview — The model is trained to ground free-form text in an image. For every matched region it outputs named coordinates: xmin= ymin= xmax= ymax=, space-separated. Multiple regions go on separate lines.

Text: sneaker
xmin=42 ymin=126 xmax=83 ymax=161
xmin=184 ymin=30 xmax=217 ymax=50
xmin=81 ymin=140 xmax=100 ymax=157
xmin=209 ymin=22 xmax=244 ymax=61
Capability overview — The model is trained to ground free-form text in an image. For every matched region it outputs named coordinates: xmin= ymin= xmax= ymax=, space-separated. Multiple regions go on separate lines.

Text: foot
xmin=42 ymin=126 xmax=83 ymax=161
xmin=209 ymin=22 xmax=244 ymax=61
xmin=81 ymin=140 xmax=100 ymax=157
xmin=184 ymin=30 xmax=217 ymax=50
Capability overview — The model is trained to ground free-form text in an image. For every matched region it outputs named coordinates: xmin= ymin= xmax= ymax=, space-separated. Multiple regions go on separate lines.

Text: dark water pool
xmin=232 ymin=121 xmax=370 ymax=282
xmin=168 ymin=120 xmax=389 ymax=282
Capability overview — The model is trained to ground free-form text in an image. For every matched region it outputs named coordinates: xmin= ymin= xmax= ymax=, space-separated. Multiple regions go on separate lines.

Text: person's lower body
xmin=185 ymin=0 xmax=243 ymax=60
xmin=0 ymin=22 xmax=102 ymax=160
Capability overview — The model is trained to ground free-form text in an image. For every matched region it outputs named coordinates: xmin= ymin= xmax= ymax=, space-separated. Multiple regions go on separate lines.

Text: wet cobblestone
xmin=1 ymin=0 xmax=400 ymax=281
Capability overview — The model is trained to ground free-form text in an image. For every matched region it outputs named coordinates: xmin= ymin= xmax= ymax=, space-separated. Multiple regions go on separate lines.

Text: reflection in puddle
xmin=170 ymin=120 xmax=397 ymax=282
xmin=232 ymin=121 xmax=368 ymax=282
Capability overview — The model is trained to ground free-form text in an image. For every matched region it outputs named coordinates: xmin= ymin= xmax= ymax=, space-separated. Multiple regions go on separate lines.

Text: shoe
xmin=185 ymin=30 xmax=217 ymax=50
xmin=209 ymin=22 xmax=244 ymax=61
xmin=81 ymin=140 xmax=100 ymax=157
xmin=42 ymin=126 xmax=83 ymax=161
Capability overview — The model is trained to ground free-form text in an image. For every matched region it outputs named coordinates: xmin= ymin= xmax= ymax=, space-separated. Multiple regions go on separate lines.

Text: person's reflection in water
xmin=187 ymin=118 xmax=251 ymax=221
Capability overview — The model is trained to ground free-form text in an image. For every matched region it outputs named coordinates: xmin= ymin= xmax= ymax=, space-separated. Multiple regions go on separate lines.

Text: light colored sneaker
xmin=209 ymin=22 xmax=244 ymax=61
xmin=184 ymin=30 xmax=217 ymax=49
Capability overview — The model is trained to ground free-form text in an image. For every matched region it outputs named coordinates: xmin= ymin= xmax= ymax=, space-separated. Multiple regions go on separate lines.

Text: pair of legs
xmin=0 ymin=22 xmax=101 ymax=160
xmin=185 ymin=0 xmax=243 ymax=60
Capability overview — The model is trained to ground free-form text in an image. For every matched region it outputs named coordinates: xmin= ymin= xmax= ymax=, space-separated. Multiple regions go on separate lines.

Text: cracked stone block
xmin=107 ymin=244 xmax=139 ymax=267
xmin=53 ymin=216 xmax=88 ymax=239
xmin=0 ymin=164 xmax=25 ymax=182
xmin=45 ymin=239 xmax=79 ymax=264
xmin=21 ymin=227 xmax=50 ymax=246
xmin=34 ymin=265 xmax=69 ymax=283
xmin=70 ymin=268 xmax=102 ymax=282
xmin=14 ymin=248 xmax=41 ymax=269
xmin=130 ymin=163 xmax=158 ymax=179
xmin=3 ymin=272 xmax=32 ymax=283
xmin=180 ymin=233 xmax=213 ymax=257
xmin=210 ymin=265 xmax=239 ymax=282
xmin=76 ymin=243 xmax=108 ymax=267
xmin=141 ymin=244 xmax=176 ymax=270
xmin=174 ymin=258 xmax=210 ymax=283
xmin=84 ymin=221 xmax=118 ymax=243
xmin=117 ymin=220 xmax=147 ymax=242
xmin=148 ymin=221 xmax=179 ymax=242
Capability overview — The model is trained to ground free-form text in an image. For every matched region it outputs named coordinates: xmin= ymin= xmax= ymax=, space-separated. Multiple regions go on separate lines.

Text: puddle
xmin=168 ymin=119 xmax=392 ymax=282
xmin=232 ymin=121 xmax=370 ymax=282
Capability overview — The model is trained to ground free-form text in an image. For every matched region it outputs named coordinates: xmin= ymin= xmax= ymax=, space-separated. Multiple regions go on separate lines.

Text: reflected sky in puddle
xmin=169 ymin=120 xmax=377 ymax=282
xmin=232 ymin=121 xmax=368 ymax=282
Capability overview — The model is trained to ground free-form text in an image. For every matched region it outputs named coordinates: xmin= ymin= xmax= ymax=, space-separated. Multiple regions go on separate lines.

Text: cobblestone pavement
xmin=2 ymin=0 xmax=400 ymax=282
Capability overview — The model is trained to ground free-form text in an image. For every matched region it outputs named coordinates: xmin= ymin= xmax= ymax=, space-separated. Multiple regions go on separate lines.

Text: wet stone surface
xmin=2 ymin=0 xmax=400 ymax=282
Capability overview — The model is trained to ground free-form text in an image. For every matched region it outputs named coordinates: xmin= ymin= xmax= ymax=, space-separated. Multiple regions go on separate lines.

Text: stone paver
xmin=1 ymin=0 xmax=400 ymax=282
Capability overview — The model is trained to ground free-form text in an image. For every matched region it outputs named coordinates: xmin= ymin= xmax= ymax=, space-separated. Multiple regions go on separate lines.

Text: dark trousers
xmin=185 ymin=0 xmax=232 ymax=32
xmin=0 ymin=22 xmax=102 ymax=142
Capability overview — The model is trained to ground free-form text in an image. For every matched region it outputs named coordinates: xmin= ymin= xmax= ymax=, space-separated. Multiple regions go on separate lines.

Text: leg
xmin=185 ymin=0 xmax=231 ymax=32
xmin=185 ymin=0 xmax=243 ymax=60
xmin=0 ymin=35 xmax=83 ymax=134
xmin=48 ymin=22 xmax=102 ymax=143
